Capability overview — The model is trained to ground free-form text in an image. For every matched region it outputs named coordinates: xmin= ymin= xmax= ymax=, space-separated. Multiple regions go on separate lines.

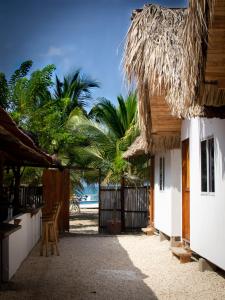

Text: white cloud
xmin=40 ymin=45 xmax=77 ymax=74
xmin=46 ymin=46 xmax=64 ymax=57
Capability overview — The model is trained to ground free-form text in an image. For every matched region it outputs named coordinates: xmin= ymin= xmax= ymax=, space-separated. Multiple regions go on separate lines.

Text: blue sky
xmin=0 ymin=0 xmax=187 ymax=105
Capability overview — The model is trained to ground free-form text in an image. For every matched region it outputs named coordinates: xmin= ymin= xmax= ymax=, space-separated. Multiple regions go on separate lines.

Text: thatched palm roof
xmin=123 ymin=133 xmax=180 ymax=159
xmin=123 ymin=0 xmax=225 ymax=157
xmin=124 ymin=1 xmax=224 ymax=118
xmin=123 ymin=135 xmax=147 ymax=159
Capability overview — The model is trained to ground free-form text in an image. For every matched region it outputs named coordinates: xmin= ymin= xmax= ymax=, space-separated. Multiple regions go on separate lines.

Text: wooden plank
xmin=150 ymin=156 xmax=155 ymax=226
xmin=42 ymin=169 xmax=70 ymax=232
xmin=171 ymin=247 xmax=192 ymax=264
xmin=205 ymin=5 xmax=225 ymax=82
xmin=120 ymin=176 xmax=125 ymax=232
xmin=60 ymin=169 xmax=70 ymax=232
xmin=150 ymin=93 xmax=181 ymax=136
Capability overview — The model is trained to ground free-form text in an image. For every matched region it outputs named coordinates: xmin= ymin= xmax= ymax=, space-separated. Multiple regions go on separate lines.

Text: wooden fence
xmin=99 ymin=186 xmax=149 ymax=232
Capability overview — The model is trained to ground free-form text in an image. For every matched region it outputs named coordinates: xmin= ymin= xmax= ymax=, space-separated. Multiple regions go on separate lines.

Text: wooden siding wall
xmin=206 ymin=0 xmax=225 ymax=88
xmin=150 ymin=94 xmax=181 ymax=135
xmin=42 ymin=169 xmax=70 ymax=232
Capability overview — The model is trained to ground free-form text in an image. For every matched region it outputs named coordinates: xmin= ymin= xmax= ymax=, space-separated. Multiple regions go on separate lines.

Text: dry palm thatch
xmin=123 ymin=1 xmax=223 ymax=155
xmin=123 ymin=134 xmax=148 ymax=159
xmin=124 ymin=4 xmax=191 ymax=119
xmin=123 ymin=133 xmax=180 ymax=159
xmin=124 ymin=1 xmax=219 ymax=119
xmin=124 ymin=4 xmax=187 ymax=152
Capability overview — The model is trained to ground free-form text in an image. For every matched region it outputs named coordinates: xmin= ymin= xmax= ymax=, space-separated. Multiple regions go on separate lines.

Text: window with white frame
xmin=159 ymin=157 xmax=165 ymax=191
xmin=201 ymin=137 xmax=215 ymax=193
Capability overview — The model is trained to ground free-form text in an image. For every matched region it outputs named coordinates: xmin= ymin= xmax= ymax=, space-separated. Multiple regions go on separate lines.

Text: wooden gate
xmin=99 ymin=186 xmax=149 ymax=232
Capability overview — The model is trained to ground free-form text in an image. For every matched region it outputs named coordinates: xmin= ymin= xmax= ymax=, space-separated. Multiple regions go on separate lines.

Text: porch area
xmin=1 ymin=234 xmax=225 ymax=300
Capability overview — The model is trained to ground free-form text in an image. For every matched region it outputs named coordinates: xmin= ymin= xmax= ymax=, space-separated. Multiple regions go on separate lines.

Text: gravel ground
xmin=1 ymin=234 xmax=225 ymax=300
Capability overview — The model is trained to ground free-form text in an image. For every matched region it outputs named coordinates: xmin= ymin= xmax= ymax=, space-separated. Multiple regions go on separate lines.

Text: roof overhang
xmin=0 ymin=107 xmax=54 ymax=167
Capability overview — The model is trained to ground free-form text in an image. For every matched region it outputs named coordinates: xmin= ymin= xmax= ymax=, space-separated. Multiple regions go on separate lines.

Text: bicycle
xmin=69 ymin=196 xmax=80 ymax=213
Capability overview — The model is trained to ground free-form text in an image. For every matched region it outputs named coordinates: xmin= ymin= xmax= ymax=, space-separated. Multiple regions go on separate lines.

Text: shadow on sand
xmin=0 ymin=234 xmax=158 ymax=299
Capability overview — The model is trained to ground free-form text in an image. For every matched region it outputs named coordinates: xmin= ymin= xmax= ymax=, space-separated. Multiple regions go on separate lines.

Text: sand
xmin=69 ymin=209 xmax=98 ymax=234
xmin=1 ymin=232 xmax=225 ymax=299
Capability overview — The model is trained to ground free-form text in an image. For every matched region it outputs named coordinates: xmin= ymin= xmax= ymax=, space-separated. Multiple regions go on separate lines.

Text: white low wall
xmin=182 ymin=118 xmax=225 ymax=270
xmin=154 ymin=149 xmax=182 ymax=237
xmin=6 ymin=210 xmax=42 ymax=280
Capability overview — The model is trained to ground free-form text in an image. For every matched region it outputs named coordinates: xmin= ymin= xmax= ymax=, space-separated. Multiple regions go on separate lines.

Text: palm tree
xmin=54 ymin=69 xmax=100 ymax=119
xmin=29 ymin=69 xmax=100 ymax=154
xmin=66 ymin=93 xmax=139 ymax=184
xmin=89 ymin=93 xmax=137 ymax=139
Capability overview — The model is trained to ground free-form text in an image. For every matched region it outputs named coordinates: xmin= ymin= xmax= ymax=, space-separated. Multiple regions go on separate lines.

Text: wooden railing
xmin=2 ymin=186 xmax=43 ymax=208
xmin=19 ymin=186 xmax=43 ymax=208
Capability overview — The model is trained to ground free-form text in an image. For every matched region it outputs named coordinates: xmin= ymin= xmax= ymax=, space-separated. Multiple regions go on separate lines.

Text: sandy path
xmin=69 ymin=209 xmax=98 ymax=234
xmin=1 ymin=234 xmax=225 ymax=300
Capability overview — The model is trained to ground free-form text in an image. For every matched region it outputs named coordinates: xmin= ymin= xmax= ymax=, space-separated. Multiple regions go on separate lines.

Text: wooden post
xmin=120 ymin=175 xmax=125 ymax=232
xmin=0 ymin=153 xmax=4 ymax=196
xmin=98 ymin=168 xmax=101 ymax=233
xmin=13 ymin=166 xmax=21 ymax=208
xmin=149 ymin=156 xmax=155 ymax=226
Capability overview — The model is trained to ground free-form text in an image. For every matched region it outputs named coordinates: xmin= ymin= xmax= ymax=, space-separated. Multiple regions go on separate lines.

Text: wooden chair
xmin=40 ymin=202 xmax=62 ymax=257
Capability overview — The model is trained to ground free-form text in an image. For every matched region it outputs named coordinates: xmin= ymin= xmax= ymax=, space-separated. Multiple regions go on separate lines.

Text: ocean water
xmin=75 ymin=184 xmax=99 ymax=202
xmin=79 ymin=200 xmax=98 ymax=205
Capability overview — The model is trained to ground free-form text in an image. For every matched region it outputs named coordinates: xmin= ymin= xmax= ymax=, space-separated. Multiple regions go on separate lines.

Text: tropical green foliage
xmin=66 ymin=93 xmax=140 ymax=184
xmin=54 ymin=70 xmax=99 ymax=115
xmin=0 ymin=73 xmax=8 ymax=109
xmin=0 ymin=61 xmax=100 ymax=187
xmin=1 ymin=61 xmax=148 ymax=187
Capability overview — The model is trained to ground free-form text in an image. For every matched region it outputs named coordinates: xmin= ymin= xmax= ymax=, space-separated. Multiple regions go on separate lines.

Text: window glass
xmin=208 ymin=138 xmax=215 ymax=192
xmin=201 ymin=137 xmax=215 ymax=193
xmin=159 ymin=157 xmax=162 ymax=190
xmin=201 ymin=140 xmax=207 ymax=192
xmin=159 ymin=157 xmax=165 ymax=191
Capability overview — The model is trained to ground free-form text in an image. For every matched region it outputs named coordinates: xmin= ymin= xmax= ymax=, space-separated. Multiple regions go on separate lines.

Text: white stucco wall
xmin=181 ymin=118 xmax=225 ymax=270
xmin=154 ymin=149 xmax=182 ymax=237
xmin=7 ymin=210 xmax=42 ymax=279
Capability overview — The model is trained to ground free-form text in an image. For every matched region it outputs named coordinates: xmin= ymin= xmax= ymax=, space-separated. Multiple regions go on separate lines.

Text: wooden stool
xmin=40 ymin=202 xmax=61 ymax=257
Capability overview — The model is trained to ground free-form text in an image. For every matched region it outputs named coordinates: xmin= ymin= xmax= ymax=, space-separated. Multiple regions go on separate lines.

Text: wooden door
xmin=149 ymin=156 xmax=155 ymax=226
xmin=182 ymin=139 xmax=190 ymax=241
xmin=42 ymin=169 xmax=70 ymax=232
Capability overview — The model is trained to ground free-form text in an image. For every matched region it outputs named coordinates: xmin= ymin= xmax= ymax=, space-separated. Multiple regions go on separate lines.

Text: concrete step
xmin=141 ymin=227 xmax=155 ymax=236
xmin=171 ymin=246 xmax=192 ymax=264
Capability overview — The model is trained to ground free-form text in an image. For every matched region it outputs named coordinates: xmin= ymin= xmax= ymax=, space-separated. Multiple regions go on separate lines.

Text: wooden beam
xmin=120 ymin=175 xmax=125 ymax=232
xmin=12 ymin=166 xmax=21 ymax=208
xmin=0 ymin=152 xmax=5 ymax=195
xmin=151 ymin=131 xmax=181 ymax=136
xmin=218 ymin=79 xmax=225 ymax=88
xmin=203 ymin=105 xmax=225 ymax=118
xmin=149 ymin=156 xmax=155 ymax=226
